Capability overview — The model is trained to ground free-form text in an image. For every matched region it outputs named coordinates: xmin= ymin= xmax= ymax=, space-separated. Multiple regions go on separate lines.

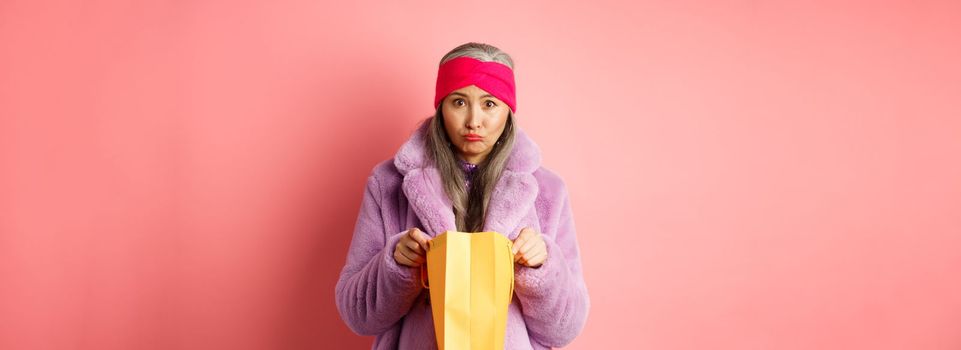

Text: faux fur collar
xmin=392 ymin=119 xmax=542 ymax=238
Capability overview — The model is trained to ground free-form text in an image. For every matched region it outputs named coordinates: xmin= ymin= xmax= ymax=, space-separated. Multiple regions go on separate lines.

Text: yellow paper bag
xmin=420 ymin=231 xmax=515 ymax=350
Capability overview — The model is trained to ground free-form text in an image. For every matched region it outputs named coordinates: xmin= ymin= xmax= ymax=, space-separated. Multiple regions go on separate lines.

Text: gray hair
xmin=424 ymin=42 xmax=517 ymax=232
xmin=439 ymin=42 xmax=515 ymax=70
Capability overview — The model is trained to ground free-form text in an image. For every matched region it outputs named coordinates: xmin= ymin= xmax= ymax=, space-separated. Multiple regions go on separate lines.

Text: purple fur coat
xmin=335 ymin=120 xmax=590 ymax=349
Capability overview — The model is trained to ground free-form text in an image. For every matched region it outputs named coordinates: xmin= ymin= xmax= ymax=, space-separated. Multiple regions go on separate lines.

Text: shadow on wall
xmin=271 ymin=52 xmax=429 ymax=349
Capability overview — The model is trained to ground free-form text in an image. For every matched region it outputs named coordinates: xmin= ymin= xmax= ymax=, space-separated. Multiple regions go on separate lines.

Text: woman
xmin=335 ymin=42 xmax=589 ymax=349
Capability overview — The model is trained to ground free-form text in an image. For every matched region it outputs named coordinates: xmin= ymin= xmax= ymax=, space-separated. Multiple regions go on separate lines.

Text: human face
xmin=441 ymin=85 xmax=511 ymax=164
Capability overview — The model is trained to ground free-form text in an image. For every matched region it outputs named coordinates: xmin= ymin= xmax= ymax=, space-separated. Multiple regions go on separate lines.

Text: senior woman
xmin=335 ymin=42 xmax=589 ymax=349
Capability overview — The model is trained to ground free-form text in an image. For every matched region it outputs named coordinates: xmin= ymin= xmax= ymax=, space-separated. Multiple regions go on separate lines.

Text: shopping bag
xmin=420 ymin=231 xmax=515 ymax=350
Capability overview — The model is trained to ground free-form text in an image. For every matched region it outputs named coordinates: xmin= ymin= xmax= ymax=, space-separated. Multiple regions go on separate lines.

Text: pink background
xmin=2 ymin=1 xmax=960 ymax=349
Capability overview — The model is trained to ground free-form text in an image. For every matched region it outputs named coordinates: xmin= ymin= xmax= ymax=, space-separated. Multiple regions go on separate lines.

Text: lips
xmin=465 ymin=134 xmax=483 ymax=141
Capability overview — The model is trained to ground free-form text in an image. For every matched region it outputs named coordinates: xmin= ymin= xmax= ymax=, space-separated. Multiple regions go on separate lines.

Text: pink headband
xmin=434 ymin=56 xmax=517 ymax=113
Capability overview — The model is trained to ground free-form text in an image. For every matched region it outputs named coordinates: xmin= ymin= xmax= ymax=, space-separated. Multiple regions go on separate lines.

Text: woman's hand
xmin=512 ymin=227 xmax=547 ymax=268
xmin=394 ymin=228 xmax=431 ymax=267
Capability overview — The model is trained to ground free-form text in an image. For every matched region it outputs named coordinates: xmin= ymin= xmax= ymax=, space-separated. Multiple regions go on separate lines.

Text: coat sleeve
xmin=335 ymin=175 xmax=424 ymax=336
xmin=513 ymin=182 xmax=590 ymax=348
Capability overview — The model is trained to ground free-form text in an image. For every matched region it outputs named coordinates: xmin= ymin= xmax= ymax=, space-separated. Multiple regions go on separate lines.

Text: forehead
xmin=449 ymin=85 xmax=499 ymax=100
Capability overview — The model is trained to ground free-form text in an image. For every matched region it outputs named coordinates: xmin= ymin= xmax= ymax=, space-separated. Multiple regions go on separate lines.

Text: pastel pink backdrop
xmin=2 ymin=1 xmax=959 ymax=349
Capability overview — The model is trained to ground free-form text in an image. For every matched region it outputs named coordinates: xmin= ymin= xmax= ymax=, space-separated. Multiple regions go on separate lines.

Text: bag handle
xmin=420 ymin=239 xmax=433 ymax=289
xmin=507 ymin=240 xmax=515 ymax=299
xmin=420 ymin=264 xmax=430 ymax=289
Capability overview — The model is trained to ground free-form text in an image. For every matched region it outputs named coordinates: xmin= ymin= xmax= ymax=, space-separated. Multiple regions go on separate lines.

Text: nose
xmin=465 ymin=105 xmax=483 ymax=129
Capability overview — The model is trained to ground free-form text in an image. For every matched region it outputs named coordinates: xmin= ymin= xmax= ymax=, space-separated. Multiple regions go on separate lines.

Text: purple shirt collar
xmin=457 ymin=158 xmax=478 ymax=173
xmin=457 ymin=158 xmax=479 ymax=189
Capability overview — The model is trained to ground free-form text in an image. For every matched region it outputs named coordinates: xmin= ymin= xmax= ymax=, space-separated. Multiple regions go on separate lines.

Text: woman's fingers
xmin=519 ymin=238 xmax=542 ymax=256
xmin=395 ymin=229 xmax=430 ymax=267
xmin=513 ymin=228 xmax=544 ymax=261
xmin=394 ymin=249 xmax=414 ymax=266
xmin=519 ymin=249 xmax=545 ymax=267
xmin=515 ymin=239 xmax=535 ymax=262
xmin=512 ymin=228 xmax=534 ymax=255
xmin=522 ymin=249 xmax=547 ymax=267
xmin=514 ymin=232 xmax=546 ymax=265
xmin=405 ymin=239 xmax=423 ymax=254
xmin=398 ymin=245 xmax=424 ymax=266
xmin=409 ymin=228 xmax=431 ymax=252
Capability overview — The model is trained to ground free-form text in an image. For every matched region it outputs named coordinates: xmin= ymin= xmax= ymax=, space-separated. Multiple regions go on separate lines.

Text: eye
xmin=485 ymin=100 xmax=497 ymax=108
xmin=453 ymin=98 xmax=465 ymax=106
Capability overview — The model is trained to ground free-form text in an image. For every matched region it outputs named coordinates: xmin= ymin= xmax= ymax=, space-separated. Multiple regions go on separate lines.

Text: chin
xmin=465 ymin=147 xmax=488 ymax=155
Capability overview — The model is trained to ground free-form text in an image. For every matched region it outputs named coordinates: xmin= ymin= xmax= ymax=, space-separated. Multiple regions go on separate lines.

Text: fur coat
xmin=335 ymin=120 xmax=590 ymax=349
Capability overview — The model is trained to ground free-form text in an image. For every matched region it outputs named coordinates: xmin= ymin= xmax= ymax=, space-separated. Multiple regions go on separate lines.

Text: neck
xmin=458 ymin=153 xmax=486 ymax=165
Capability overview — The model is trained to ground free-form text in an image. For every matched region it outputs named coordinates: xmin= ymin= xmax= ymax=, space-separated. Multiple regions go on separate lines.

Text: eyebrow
xmin=449 ymin=92 xmax=496 ymax=99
